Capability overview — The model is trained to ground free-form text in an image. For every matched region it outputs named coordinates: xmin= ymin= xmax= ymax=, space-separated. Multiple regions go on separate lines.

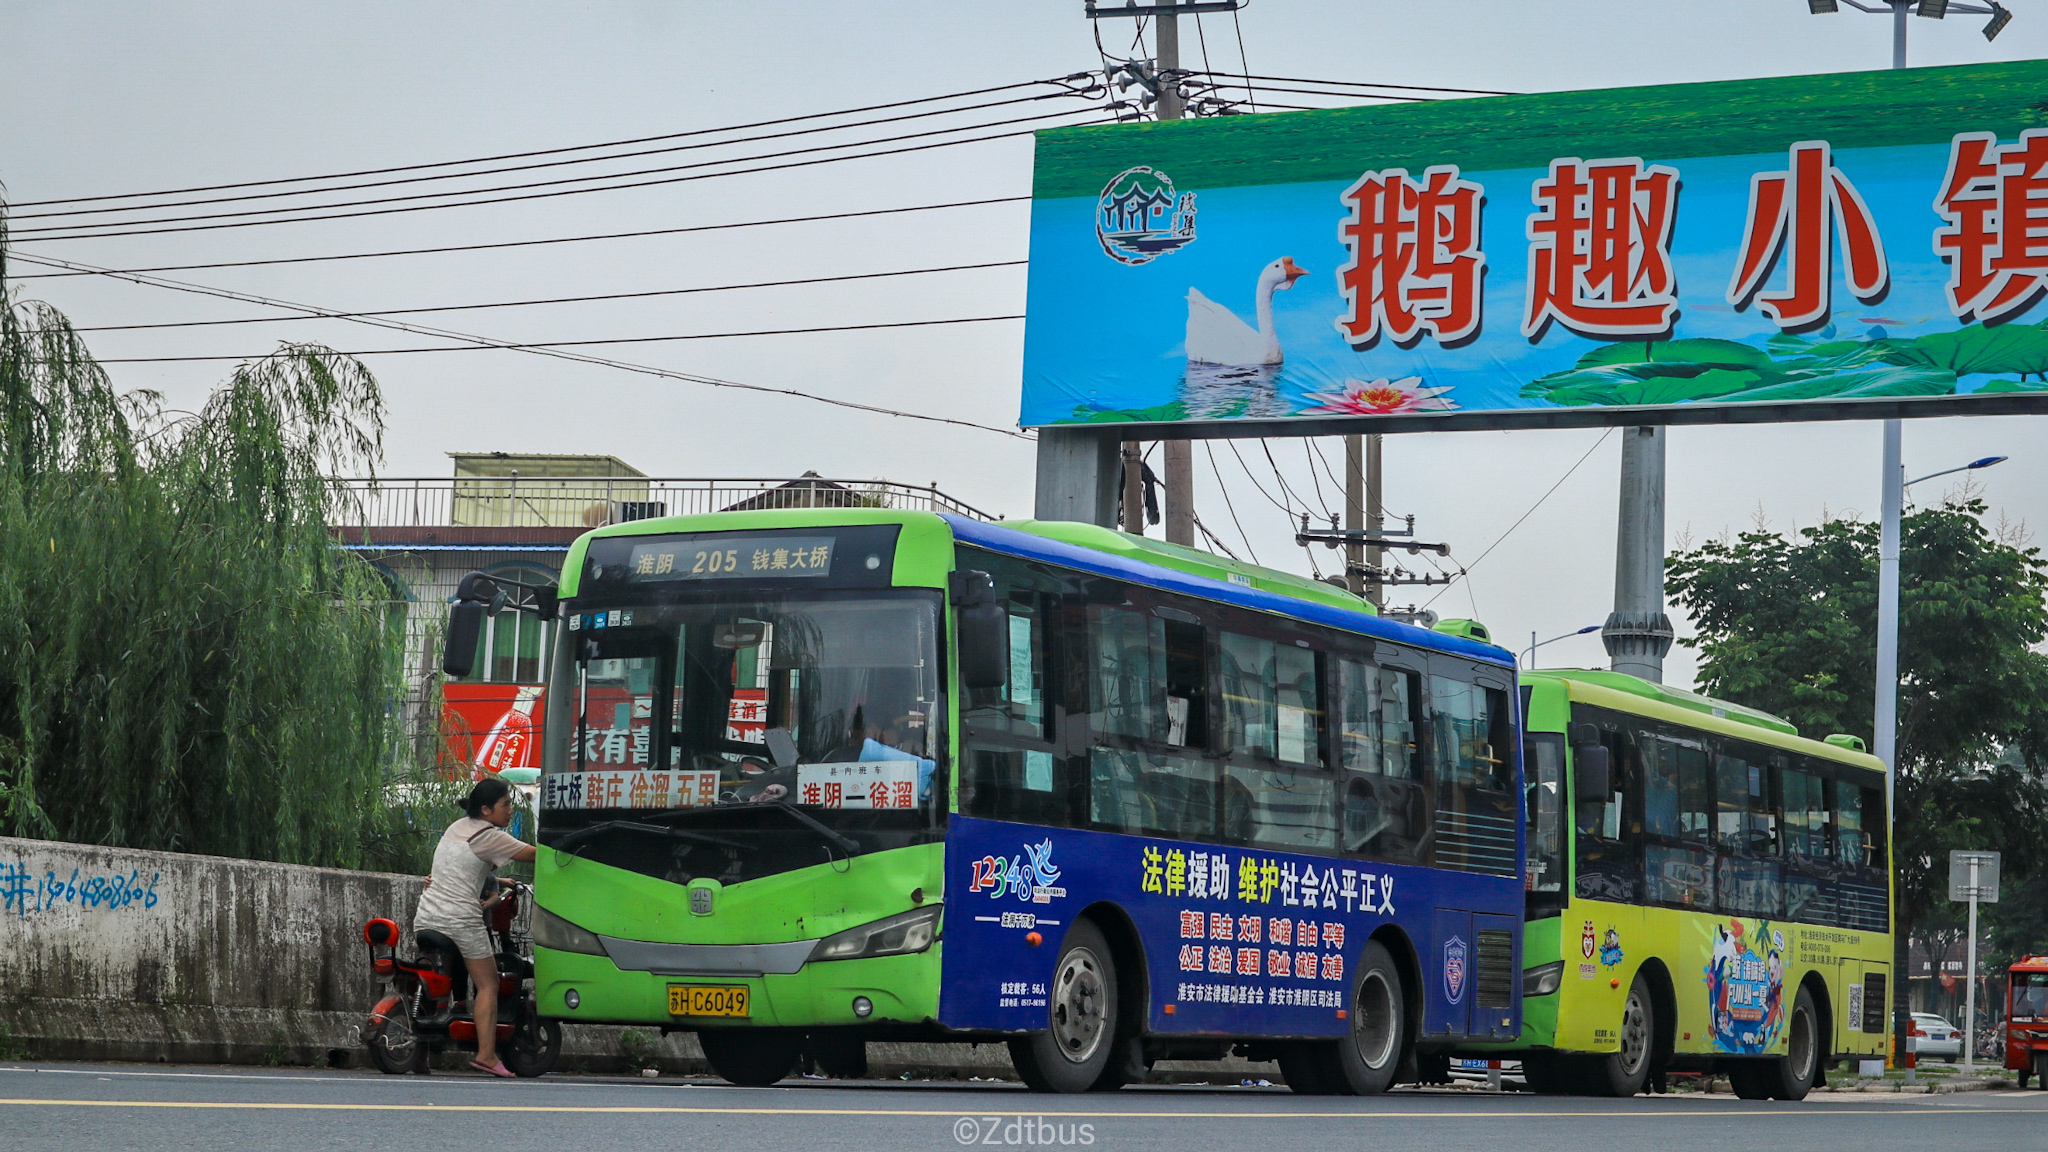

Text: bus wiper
xmin=547 ymin=821 xmax=744 ymax=856
xmin=763 ymin=802 xmax=861 ymax=856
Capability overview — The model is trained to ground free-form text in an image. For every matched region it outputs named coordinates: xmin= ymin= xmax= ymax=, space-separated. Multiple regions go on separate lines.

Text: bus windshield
xmin=539 ymin=589 xmax=942 ymax=880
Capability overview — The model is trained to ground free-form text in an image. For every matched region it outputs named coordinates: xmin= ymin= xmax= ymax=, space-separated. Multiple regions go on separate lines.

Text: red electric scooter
xmin=360 ymin=879 xmax=561 ymax=1076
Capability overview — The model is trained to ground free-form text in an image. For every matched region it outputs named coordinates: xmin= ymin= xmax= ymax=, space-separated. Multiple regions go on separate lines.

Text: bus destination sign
xmin=624 ymin=535 xmax=834 ymax=581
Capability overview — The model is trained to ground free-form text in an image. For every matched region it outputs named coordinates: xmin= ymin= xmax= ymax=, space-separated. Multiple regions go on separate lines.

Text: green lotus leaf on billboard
xmin=1876 ymin=322 xmax=2048 ymax=377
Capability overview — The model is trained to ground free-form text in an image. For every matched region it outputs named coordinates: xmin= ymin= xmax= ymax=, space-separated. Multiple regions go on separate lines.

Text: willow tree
xmin=0 ymin=220 xmax=449 ymax=870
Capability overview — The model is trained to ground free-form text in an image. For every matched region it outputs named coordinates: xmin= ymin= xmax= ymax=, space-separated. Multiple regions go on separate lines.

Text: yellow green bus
xmin=1491 ymin=669 xmax=1893 ymax=1099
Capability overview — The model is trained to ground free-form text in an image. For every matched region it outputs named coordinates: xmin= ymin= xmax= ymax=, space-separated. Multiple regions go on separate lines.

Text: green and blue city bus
xmin=463 ymin=508 xmax=1531 ymax=1092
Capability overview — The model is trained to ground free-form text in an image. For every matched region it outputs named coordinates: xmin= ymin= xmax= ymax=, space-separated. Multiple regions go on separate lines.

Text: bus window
xmin=1524 ymin=733 xmax=1566 ymax=898
xmin=1087 ymin=606 xmax=1167 ymax=743
xmin=1836 ymin=782 xmax=1867 ymax=866
xmin=1780 ymin=763 xmax=1836 ymax=925
xmin=1337 ymin=659 xmax=1428 ymax=864
xmin=1224 ymin=764 xmax=1337 ymax=852
xmin=1643 ymin=736 xmax=1715 ymax=911
xmin=1572 ymin=716 xmax=1639 ymax=903
xmin=1781 ymin=767 xmax=1829 ymax=860
xmin=1220 ymin=632 xmax=1279 ymax=758
xmin=1714 ymin=745 xmax=1783 ymax=918
xmin=1090 ymin=747 xmax=1217 ymax=841
xmin=1429 ymin=673 xmax=1518 ymax=877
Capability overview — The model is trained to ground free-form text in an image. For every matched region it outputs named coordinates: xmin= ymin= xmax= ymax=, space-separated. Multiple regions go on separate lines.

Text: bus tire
xmin=1582 ymin=974 xmax=1654 ymax=1097
xmin=1008 ymin=920 xmax=1118 ymax=1094
xmin=1728 ymin=1060 xmax=1774 ymax=1099
xmin=1764 ymin=985 xmax=1823 ymax=1100
xmin=1326 ymin=940 xmax=1405 ymax=1095
xmin=699 ymin=1028 xmax=803 ymax=1087
xmin=1278 ymin=1044 xmax=1338 ymax=1095
xmin=1519 ymin=1051 xmax=1571 ymax=1095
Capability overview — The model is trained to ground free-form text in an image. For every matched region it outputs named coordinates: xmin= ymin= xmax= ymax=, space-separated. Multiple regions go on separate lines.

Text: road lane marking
xmin=0 ymin=1099 xmax=2037 ymax=1117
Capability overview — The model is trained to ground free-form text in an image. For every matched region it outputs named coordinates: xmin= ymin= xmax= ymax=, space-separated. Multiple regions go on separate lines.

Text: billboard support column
xmin=1164 ymin=440 xmax=1193 ymax=545
xmin=1602 ymin=426 xmax=1674 ymax=683
xmin=1035 ymin=426 xmax=1121 ymax=527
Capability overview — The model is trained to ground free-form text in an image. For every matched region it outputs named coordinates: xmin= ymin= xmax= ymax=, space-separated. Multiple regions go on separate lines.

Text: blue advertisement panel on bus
xmin=938 ymin=815 xmax=1522 ymax=1041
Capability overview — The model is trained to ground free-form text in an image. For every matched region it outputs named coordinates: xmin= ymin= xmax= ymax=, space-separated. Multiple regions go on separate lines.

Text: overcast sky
xmin=5 ymin=1 xmax=2045 ymax=693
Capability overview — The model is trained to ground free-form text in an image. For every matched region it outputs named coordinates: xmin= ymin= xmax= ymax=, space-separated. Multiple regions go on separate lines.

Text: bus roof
xmin=557 ymin=508 xmax=1513 ymax=667
xmin=1524 ymin=668 xmax=1884 ymax=771
xmin=947 ymin=515 xmax=1515 ymax=668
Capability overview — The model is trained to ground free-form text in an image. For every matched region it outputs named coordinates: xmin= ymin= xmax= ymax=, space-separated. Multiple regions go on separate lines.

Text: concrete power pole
xmin=1602 ymin=426 xmax=1674 ymax=682
xmin=1155 ymin=11 xmax=1194 ymax=544
xmin=1343 ymin=434 xmax=1384 ymax=606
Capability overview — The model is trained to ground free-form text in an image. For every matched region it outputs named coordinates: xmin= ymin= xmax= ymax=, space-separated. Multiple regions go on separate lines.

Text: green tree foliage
xmin=0 ymin=227 xmax=452 ymax=870
xmin=1666 ymin=499 xmax=2048 ymax=978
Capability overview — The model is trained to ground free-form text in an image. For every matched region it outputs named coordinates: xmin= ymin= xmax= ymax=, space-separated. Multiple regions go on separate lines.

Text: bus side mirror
xmin=1574 ymin=744 xmax=1611 ymax=802
xmin=950 ymin=569 xmax=1008 ymax=691
xmin=442 ymin=599 xmax=488 ymax=678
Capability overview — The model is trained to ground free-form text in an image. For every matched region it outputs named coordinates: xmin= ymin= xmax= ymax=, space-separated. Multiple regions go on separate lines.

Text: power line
xmin=1203 ymin=442 xmax=1260 ymax=565
xmin=10 ymin=78 xmax=1088 ymax=209
xmin=6 ymin=196 xmax=1030 ymax=280
xmin=75 ymin=314 xmax=1023 ymax=361
xmin=10 ymin=89 xmax=1092 ymax=224
xmin=1189 ymin=70 xmax=1516 ymax=97
xmin=6 ymin=251 xmax=1031 ymax=440
xmin=9 ymin=105 xmax=1110 ymax=240
xmin=65 ymin=260 xmax=1027 ymax=332
xmin=1422 ymin=428 xmax=1617 ymax=609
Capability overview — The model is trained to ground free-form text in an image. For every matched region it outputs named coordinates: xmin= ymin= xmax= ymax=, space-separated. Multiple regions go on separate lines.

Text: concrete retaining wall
xmin=0 ymin=836 xmax=1271 ymax=1081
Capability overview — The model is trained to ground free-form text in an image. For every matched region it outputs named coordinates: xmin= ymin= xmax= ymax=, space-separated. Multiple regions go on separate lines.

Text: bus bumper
xmin=534 ymin=943 xmax=941 ymax=1029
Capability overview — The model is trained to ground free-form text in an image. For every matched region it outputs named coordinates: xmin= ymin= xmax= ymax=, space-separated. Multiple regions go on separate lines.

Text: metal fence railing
xmin=329 ymin=476 xmax=998 ymax=528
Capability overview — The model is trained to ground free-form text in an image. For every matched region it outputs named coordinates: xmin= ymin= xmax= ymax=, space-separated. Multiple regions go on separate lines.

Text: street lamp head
xmin=1966 ymin=455 xmax=2008 ymax=470
xmin=1575 ymin=624 xmax=1601 ymax=635
xmin=1985 ymin=1 xmax=2013 ymax=40
xmin=1920 ymin=0 xmax=1950 ymax=18
xmin=1807 ymin=0 xmax=1839 ymax=12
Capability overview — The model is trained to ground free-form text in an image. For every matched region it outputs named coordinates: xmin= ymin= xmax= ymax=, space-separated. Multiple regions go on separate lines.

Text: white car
xmin=1912 ymin=1013 xmax=1963 ymax=1062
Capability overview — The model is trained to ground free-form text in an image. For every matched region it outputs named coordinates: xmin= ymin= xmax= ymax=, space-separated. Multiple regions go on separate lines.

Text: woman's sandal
xmin=470 ymin=1059 xmax=515 ymax=1078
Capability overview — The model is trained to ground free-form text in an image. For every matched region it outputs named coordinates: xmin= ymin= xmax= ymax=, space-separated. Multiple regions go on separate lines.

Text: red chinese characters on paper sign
xmin=1935 ymin=130 xmax=2048 ymax=323
xmin=1335 ymin=165 xmax=1486 ymax=345
xmin=1522 ymin=158 xmax=1680 ymax=337
xmin=1727 ymin=141 xmax=1888 ymax=329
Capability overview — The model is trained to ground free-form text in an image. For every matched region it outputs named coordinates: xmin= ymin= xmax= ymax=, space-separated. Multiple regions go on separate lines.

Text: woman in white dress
xmin=414 ymin=777 xmax=538 ymax=1076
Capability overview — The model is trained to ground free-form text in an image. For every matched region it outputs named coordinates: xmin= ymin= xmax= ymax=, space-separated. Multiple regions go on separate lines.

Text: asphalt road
xmin=2 ymin=1063 xmax=2043 ymax=1152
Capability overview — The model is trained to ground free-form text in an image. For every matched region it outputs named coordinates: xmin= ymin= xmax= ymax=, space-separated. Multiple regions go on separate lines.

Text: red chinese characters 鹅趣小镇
xmin=1522 ymin=157 xmax=1680 ymax=338
xmin=1334 ymin=165 xmax=1486 ymax=346
xmin=1934 ymin=130 xmax=2048 ymax=324
xmin=1727 ymin=140 xmax=1888 ymax=330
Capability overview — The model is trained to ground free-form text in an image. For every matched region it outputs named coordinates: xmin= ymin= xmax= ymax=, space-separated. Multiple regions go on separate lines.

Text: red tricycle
xmin=2005 ymin=955 xmax=2048 ymax=1089
xmin=359 ymin=879 xmax=561 ymax=1076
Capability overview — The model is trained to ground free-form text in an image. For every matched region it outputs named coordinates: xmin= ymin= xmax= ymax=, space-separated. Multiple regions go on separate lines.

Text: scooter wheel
xmin=366 ymin=1007 xmax=422 ymax=1075
xmin=502 ymin=1014 xmax=562 ymax=1078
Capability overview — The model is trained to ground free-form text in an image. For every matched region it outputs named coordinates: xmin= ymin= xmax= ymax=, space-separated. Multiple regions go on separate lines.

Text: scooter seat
xmin=415 ymin=929 xmax=463 ymax=969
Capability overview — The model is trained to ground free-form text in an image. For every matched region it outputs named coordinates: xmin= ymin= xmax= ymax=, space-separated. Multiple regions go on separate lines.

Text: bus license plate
xmin=669 ymin=985 xmax=749 ymax=1018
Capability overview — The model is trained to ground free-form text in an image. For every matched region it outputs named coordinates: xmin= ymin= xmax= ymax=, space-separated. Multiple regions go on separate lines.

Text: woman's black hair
xmin=461 ymin=776 xmax=514 ymax=819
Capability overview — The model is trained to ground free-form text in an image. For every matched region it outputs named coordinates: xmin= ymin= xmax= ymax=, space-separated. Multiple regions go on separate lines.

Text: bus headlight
xmin=531 ymin=905 xmax=606 ymax=956
xmin=813 ymin=906 xmax=941 ymax=962
xmin=1523 ymin=961 xmax=1565 ymax=998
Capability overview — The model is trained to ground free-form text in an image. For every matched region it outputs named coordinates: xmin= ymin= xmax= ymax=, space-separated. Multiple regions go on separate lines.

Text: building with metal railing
xmin=332 ymin=454 xmax=995 ymax=772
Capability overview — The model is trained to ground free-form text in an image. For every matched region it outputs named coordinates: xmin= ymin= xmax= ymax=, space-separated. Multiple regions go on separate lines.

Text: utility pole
xmin=1343 ymin=434 xmax=1385 ymax=605
xmin=1089 ymin=1 xmax=1229 ymax=544
xmin=1602 ymin=426 xmax=1674 ymax=683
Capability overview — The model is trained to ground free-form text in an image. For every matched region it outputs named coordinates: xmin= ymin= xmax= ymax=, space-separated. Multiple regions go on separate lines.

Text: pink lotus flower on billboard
xmin=1300 ymin=377 xmax=1458 ymax=415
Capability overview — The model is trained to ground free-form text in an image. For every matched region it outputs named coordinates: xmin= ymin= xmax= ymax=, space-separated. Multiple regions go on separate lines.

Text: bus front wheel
xmin=1009 ymin=920 xmax=1119 ymax=1094
xmin=700 ymin=1028 xmax=804 ymax=1087
xmin=1582 ymin=974 xmax=1655 ymax=1097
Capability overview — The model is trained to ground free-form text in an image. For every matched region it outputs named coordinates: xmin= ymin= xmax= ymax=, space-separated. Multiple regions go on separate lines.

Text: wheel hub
xmin=1352 ymin=971 xmax=1397 ymax=1070
xmin=1050 ymin=946 xmax=1108 ymax=1065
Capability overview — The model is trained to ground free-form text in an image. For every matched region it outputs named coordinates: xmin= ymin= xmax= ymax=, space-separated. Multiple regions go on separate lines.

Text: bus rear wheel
xmin=700 ymin=1028 xmax=804 ymax=1087
xmin=1766 ymin=986 xmax=1823 ymax=1100
xmin=1009 ymin=920 xmax=1118 ymax=1094
xmin=1581 ymin=975 xmax=1655 ymax=1097
xmin=1280 ymin=941 xmax=1406 ymax=1096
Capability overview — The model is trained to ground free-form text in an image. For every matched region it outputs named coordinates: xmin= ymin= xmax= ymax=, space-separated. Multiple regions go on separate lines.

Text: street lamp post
xmin=1525 ymin=624 xmax=1601 ymax=670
